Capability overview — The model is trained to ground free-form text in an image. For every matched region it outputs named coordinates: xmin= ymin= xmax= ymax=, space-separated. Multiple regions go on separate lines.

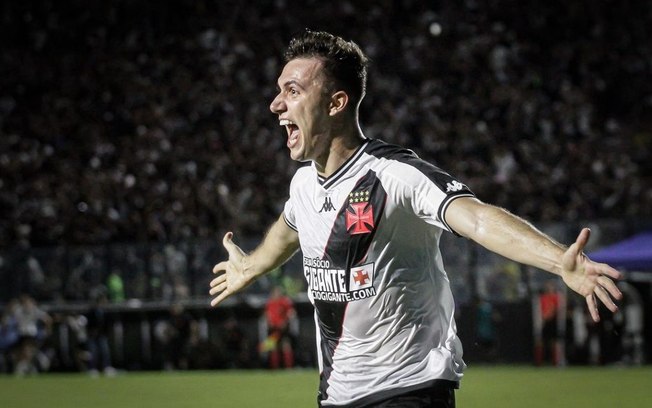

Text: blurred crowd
xmin=0 ymin=292 xmax=299 ymax=375
xmin=1 ymin=1 xmax=649 ymax=374
xmin=0 ymin=294 xmax=53 ymax=375
xmin=1 ymin=0 xmax=649 ymax=252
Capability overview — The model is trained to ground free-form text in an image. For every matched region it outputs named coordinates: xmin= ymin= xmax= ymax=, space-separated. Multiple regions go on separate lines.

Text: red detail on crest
xmin=353 ymin=269 xmax=369 ymax=286
xmin=346 ymin=202 xmax=374 ymax=235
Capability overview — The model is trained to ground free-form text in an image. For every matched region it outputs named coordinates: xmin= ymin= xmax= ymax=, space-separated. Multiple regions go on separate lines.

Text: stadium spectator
xmin=155 ymin=303 xmax=194 ymax=370
xmin=0 ymin=299 xmax=20 ymax=372
xmin=474 ymin=297 xmax=501 ymax=363
xmin=565 ymin=297 xmax=590 ymax=365
xmin=106 ymin=270 xmax=125 ymax=303
xmin=85 ymin=290 xmax=116 ymax=376
xmin=186 ymin=317 xmax=221 ymax=370
xmin=535 ymin=280 xmax=561 ymax=365
xmin=209 ymin=30 xmax=623 ymax=407
xmin=260 ymin=285 xmax=297 ymax=369
xmin=10 ymin=295 xmax=52 ymax=375
xmin=618 ymin=281 xmax=645 ymax=365
xmin=221 ymin=315 xmax=253 ymax=369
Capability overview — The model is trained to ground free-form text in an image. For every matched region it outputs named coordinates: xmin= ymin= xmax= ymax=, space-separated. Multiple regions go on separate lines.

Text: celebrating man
xmin=210 ymin=31 xmax=622 ymax=408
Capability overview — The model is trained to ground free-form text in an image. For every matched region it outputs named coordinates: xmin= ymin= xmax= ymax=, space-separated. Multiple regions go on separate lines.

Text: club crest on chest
xmin=346 ymin=190 xmax=374 ymax=235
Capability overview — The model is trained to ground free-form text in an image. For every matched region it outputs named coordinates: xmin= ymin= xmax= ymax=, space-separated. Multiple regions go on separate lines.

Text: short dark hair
xmin=285 ymin=30 xmax=369 ymax=107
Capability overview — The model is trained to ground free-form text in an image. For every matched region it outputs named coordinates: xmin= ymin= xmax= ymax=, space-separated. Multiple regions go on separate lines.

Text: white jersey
xmin=283 ymin=139 xmax=473 ymax=407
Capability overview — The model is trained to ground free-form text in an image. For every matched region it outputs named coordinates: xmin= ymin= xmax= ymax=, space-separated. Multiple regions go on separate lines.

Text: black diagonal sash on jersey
xmin=316 ymin=170 xmax=387 ymax=404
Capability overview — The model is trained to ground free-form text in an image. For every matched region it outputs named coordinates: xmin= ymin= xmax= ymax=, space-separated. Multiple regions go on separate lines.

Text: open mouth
xmin=280 ymin=119 xmax=300 ymax=148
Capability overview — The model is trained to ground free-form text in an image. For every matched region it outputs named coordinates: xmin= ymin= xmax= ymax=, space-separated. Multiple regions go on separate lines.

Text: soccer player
xmin=209 ymin=31 xmax=622 ymax=408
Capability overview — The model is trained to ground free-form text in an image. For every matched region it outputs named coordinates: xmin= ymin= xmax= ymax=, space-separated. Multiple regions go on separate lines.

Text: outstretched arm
xmin=209 ymin=213 xmax=300 ymax=307
xmin=445 ymin=197 xmax=622 ymax=322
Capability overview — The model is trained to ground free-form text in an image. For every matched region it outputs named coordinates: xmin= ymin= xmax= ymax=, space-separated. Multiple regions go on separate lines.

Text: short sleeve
xmin=413 ymin=168 xmax=474 ymax=235
xmin=385 ymin=159 xmax=474 ymax=235
xmin=283 ymin=199 xmax=297 ymax=231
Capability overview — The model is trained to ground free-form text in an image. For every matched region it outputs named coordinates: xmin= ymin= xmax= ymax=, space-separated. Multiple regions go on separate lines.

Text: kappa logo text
xmin=445 ymin=181 xmax=465 ymax=193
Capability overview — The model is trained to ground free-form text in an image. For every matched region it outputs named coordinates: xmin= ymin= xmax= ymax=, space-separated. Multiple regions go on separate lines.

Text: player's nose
xmin=270 ymin=93 xmax=285 ymax=114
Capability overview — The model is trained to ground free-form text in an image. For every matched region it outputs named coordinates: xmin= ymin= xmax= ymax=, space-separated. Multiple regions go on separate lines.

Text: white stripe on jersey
xmin=283 ymin=139 xmax=472 ymax=406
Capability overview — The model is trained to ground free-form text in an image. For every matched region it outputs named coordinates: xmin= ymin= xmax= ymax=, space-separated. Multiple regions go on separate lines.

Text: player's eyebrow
xmin=277 ymin=79 xmax=305 ymax=92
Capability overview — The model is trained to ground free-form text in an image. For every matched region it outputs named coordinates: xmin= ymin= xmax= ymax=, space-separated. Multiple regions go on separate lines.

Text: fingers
xmin=575 ymin=227 xmax=591 ymax=252
xmin=209 ymin=273 xmax=229 ymax=306
xmin=211 ymin=232 xmax=248 ymax=307
xmin=570 ymin=228 xmax=623 ymax=323
xmin=586 ymin=265 xmax=623 ymax=318
xmin=209 ymin=281 xmax=227 ymax=296
xmin=209 ymin=233 xmax=242 ymax=308
xmin=586 ymin=294 xmax=600 ymax=322
xmin=223 ymin=231 xmax=242 ymax=259
xmin=584 ymin=275 xmax=623 ymax=321
xmin=211 ymin=291 xmax=231 ymax=307
xmin=597 ymin=264 xmax=623 ymax=281
xmin=562 ymin=230 xmax=587 ymax=272
xmin=222 ymin=231 xmax=234 ymax=248
xmin=213 ymin=261 xmax=228 ymax=274
xmin=594 ymin=285 xmax=618 ymax=313
xmin=211 ymin=290 xmax=233 ymax=307
xmin=565 ymin=228 xmax=590 ymax=267
xmin=597 ymin=275 xmax=622 ymax=300
xmin=210 ymin=274 xmax=226 ymax=295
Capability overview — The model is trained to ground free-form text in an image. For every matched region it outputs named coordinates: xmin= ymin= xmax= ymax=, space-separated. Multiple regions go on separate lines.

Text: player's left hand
xmin=560 ymin=228 xmax=623 ymax=322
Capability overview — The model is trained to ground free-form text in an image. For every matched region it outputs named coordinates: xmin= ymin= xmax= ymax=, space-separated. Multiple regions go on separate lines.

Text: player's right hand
xmin=209 ymin=232 xmax=252 ymax=307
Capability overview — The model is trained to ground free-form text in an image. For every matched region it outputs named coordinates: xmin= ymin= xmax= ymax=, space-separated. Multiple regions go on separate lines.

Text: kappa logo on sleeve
xmin=445 ymin=180 xmax=465 ymax=193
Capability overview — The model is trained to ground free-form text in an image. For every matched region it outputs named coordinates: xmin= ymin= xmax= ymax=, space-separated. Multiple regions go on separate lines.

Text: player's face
xmin=270 ymin=58 xmax=334 ymax=164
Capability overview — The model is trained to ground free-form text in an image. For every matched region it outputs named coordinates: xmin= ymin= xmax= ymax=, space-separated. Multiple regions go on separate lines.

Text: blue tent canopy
xmin=589 ymin=230 xmax=652 ymax=271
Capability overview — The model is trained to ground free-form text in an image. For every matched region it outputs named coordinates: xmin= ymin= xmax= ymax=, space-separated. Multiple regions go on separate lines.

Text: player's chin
xmin=288 ymin=146 xmax=306 ymax=162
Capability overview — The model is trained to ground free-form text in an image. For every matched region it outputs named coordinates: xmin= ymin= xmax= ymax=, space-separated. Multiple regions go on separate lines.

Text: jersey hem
xmin=319 ymin=379 xmax=460 ymax=407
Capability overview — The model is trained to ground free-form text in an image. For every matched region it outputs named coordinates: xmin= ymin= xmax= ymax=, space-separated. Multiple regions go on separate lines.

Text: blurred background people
xmin=155 ymin=303 xmax=194 ymax=370
xmin=11 ymin=295 xmax=52 ymax=375
xmin=535 ymin=281 xmax=561 ymax=365
xmin=0 ymin=299 xmax=20 ymax=373
xmin=0 ymin=0 xmax=648 ymax=374
xmin=259 ymin=286 xmax=297 ymax=369
xmin=222 ymin=315 xmax=253 ymax=369
xmin=475 ymin=297 xmax=501 ymax=363
xmin=85 ymin=290 xmax=115 ymax=376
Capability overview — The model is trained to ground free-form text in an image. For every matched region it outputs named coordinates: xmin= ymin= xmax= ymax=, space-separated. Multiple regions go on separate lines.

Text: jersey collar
xmin=315 ymin=138 xmax=370 ymax=189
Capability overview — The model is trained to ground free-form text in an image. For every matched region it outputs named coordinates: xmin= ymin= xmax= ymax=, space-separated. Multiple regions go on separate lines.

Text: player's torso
xmin=291 ymin=150 xmax=443 ymax=331
xmin=293 ymin=154 xmax=393 ymax=303
xmin=286 ymin=140 xmax=468 ymax=406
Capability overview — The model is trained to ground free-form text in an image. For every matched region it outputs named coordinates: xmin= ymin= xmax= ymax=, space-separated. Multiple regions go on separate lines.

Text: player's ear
xmin=329 ymin=90 xmax=349 ymax=116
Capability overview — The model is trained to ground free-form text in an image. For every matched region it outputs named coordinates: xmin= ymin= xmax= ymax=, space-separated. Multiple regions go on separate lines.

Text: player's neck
xmin=315 ymin=126 xmax=365 ymax=178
